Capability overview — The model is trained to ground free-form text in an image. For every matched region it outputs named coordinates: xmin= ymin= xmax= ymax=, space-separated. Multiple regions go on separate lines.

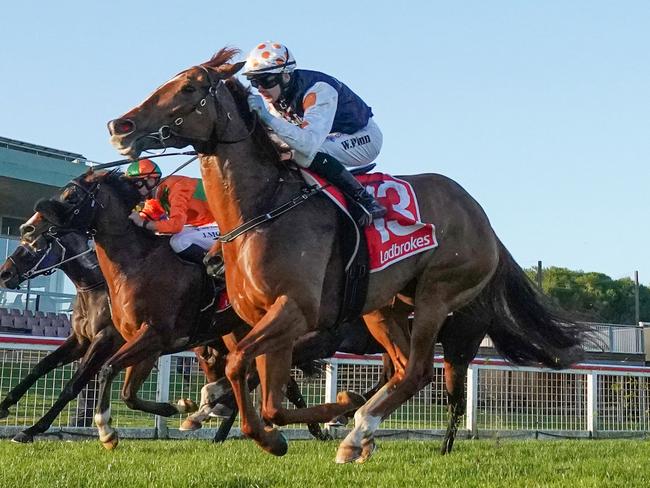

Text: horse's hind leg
xmin=12 ymin=330 xmax=120 ymax=443
xmin=285 ymin=375 xmax=331 ymax=441
xmin=0 ymin=335 xmax=87 ymax=420
xmin=120 ymin=358 xmax=192 ymax=417
xmin=438 ymin=312 xmax=487 ymax=455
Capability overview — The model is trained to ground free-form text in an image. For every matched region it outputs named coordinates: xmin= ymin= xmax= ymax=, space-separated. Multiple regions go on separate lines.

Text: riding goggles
xmin=132 ymin=176 xmax=159 ymax=191
xmin=249 ymin=74 xmax=282 ymax=89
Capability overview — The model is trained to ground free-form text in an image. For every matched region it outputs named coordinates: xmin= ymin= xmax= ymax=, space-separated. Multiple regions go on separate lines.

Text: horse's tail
xmin=479 ymin=240 xmax=591 ymax=369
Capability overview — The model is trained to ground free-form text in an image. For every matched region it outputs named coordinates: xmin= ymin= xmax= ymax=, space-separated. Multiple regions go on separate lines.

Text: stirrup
xmin=354 ymin=202 xmax=386 ymax=227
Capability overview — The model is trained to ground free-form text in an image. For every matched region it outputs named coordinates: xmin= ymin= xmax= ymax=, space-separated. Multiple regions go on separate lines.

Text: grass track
xmin=0 ymin=438 xmax=648 ymax=487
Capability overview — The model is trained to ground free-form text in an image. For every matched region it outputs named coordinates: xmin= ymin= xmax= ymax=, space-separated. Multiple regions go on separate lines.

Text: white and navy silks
xmin=257 ymin=70 xmax=382 ymax=168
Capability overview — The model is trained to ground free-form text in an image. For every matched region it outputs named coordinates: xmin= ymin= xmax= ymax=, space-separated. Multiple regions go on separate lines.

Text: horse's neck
xmin=200 ymin=148 xmax=283 ymax=232
xmin=59 ymin=249 xmax=104 ymax=290
xmin=93 ymin=227 xmax=153 ymax=280
xmin=199 ymin=87 xmax=287 ymax=233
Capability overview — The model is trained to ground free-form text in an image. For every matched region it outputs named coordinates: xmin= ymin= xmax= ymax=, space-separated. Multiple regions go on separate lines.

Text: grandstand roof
xmin=1 ymin=136 xmax=90 ymax=228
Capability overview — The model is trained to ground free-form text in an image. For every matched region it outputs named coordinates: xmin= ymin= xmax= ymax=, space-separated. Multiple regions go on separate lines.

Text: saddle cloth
xmin=300 ymin=170 xmax=438 ymax=272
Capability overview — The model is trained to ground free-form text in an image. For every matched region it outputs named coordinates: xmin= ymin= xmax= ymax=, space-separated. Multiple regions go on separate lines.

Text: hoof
xmin=179 ymin=418 xmax=203 ymax=431
xmin=11 ymin=431 xmax=34 ymax=444
xmin=177 ymin=398 xmax=198 ymax=414
xmin=335 ymin=442 xmax=362 ymax=464
xmin=101 ymin=433 xmax=119 ymax=450
xmin=336 ymin=391 xmax=366 ymax=410
xmin=440 ymin=436 xmax=455 ymax=455
xmin=357 ymin=438 xmax=376 ymax=463
xmin=208 ymin=404 xmax=234 ymax=419
xmin=0 ymin=407 xmax=9 ymax=420
xmin=259 ymin=427 xmax=288 ymax=457
xmin=327 ymin=415 xmax=349 ymax=427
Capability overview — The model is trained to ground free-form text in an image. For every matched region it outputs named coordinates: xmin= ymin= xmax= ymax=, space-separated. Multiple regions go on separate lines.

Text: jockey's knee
xmin=169 ymin=233 xmax=189 ymax=253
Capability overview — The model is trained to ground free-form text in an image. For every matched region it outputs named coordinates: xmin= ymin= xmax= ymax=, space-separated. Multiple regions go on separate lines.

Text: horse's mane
xmin=82 ymin=169 xmax=141 ymax=210
xmin=201 ymin=48 xmax=284 ymax=162
xmin=82 ymin=169 xmax=169 ymax=245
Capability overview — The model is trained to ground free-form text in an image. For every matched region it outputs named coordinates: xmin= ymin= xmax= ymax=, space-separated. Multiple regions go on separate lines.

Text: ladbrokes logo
xmin=380 ymin=234 xmax=433 ymax=265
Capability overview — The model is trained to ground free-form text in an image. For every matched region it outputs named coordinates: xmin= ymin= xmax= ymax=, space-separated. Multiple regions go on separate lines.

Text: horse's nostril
xmin=109 ymin=118 xmax=136 ymax=136
xmin=21 ymin=224 xmax=35 ymax=238
xmin=0 ymin=270 xmax=13 ymax=282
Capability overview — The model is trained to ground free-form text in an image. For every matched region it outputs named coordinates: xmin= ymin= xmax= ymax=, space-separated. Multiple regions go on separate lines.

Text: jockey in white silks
xmin=243 ymin=41 xmax=386 ymax=227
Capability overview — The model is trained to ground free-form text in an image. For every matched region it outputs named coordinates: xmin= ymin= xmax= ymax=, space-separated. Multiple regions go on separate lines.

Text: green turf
xmin=0 ymin=438 xmax=648 ymax=487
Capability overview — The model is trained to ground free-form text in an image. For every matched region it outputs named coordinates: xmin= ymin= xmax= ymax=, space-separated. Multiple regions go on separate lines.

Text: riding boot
xmin=177 ymin=244 xmax=207 ymax=265
xmin=309 ymin=152 xmax=386 ymax=227
xmin=203 ymin=251 xmax=226 ymax=288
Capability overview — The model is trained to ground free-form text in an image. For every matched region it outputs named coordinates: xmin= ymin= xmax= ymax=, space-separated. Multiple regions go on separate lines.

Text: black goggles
xmin=249 ymin=74 xmax=282 ymax=89
xmin=132 ymin=176 xmax=159 ymax=190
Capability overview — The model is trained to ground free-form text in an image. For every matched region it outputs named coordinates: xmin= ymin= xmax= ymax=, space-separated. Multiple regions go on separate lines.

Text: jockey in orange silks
xmin=126 ymin=159 xmax=219 ymax=264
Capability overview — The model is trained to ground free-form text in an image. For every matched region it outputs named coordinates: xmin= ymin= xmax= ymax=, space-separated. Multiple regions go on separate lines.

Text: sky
xmin=1 ymin=1 xmax=648 ymax=283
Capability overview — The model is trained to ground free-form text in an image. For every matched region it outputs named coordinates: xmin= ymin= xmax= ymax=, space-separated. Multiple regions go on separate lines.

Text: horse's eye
xmin=64 ymin=188 xmax=79 ymax=203
xmin=182 ymin=85 xmax=196 ymax=94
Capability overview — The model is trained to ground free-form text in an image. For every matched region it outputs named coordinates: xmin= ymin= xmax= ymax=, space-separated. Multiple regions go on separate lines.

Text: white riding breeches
xmin=169 ymin=224 xmax=220 ymax=253
xmin=292 ymin=118 xmax=383 ymax=168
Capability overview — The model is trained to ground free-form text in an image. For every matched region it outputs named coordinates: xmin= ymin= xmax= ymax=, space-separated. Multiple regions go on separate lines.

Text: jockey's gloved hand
xmin=247 ymin=94 xmax=274 ymax=124
xmin=128 ymin=211 xmax=146 ymax=229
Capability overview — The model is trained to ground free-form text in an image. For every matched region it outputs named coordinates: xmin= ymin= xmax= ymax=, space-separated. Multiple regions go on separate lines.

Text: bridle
xmin=142 ymin=65 xmax=257 ymax=149
xmin=57 ymin=179 xmax=105 ymax=233
xmin=10 ymin=233 xmax=94 ymax=281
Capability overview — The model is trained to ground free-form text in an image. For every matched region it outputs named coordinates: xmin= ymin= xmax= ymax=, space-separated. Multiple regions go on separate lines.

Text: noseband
xmin=11 ymin=233 xmax=93 ymax=281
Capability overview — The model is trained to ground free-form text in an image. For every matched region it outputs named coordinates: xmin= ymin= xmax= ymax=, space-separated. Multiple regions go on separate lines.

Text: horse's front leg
xmin=94 ymin=324 xmax=165 ymax=449
xmin=256 ymin=351 xmax=365 ymax=428
xmin=0 ymin=335 xmax=87 ymax=420
xmin=224 ymin=295 xmax=308 ymax=456
xmin=12 ymin=330 xmax=120 ymax=443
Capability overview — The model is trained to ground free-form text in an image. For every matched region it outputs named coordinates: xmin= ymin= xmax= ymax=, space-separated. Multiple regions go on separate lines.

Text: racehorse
xmin=0 ymin=215 xmax=123 ymax=442
xmin=107 ymin=48 xmax=590 ymax=462
xmin=1 ymin=214 xmax=332 ymax=444
xmin=33 ymin=173 xmax=350 ymax=447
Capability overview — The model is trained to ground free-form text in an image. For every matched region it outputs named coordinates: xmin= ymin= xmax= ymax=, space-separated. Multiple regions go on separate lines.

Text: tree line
xmin=524 ymin=267 xmax=649 ymax=325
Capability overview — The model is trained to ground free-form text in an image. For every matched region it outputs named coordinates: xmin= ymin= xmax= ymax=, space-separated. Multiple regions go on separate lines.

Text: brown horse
xmin=32 ymin=173 xmax=358 ymax=446
xmin=107 ymin=48 xmax=589 ymax=462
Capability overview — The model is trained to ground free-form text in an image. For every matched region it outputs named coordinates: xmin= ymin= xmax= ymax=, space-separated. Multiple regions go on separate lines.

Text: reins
xmin=218 ymin=184 xmax=327 ymax=243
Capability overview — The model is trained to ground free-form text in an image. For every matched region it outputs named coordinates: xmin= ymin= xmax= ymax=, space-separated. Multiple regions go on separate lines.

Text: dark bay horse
xmin=107 ymin=48 xmax=589 ymax=462
xmin=0 ymin=215 xmax=123 ymax=443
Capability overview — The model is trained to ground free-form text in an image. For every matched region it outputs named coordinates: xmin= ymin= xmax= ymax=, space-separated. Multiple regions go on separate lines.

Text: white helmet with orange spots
xmin=242 ymin=41 xmax=296 ymax=77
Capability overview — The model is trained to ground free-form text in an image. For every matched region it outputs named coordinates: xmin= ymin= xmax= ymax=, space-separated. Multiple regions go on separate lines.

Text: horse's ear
xmin=34 ymin=199 xmax=67 ymax=227
xmin=216 ymin=61 xmax=245 ymax=78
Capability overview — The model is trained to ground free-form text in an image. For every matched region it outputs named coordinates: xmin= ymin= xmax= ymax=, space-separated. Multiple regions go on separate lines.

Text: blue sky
xmin=1 ymin=1 xmax=648 ymax=283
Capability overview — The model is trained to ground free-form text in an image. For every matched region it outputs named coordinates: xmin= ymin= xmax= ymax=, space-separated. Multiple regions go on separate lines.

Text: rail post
xmin=586 ymin=371 xmax=598 ymax=437
xmin=465 ymin=363 xmax=479 ymax=437
xmin=155 ymin=354 xmax=172 ymax=439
